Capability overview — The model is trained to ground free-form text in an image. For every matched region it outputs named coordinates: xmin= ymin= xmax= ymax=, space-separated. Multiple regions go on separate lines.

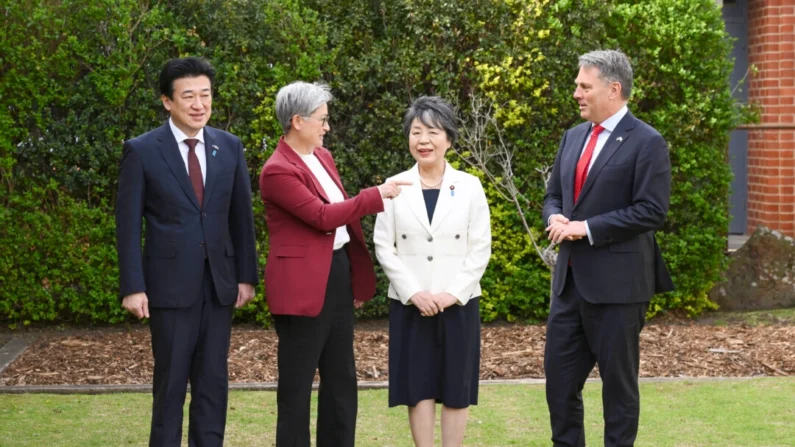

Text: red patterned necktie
xmin=185 ymin=138 xmax=204 ymax=207
xmin=573 ymin=124 xmax=605 ymax=202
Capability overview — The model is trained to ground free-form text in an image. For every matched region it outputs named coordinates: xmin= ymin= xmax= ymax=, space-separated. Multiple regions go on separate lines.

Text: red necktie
xmin=185 ymin=138 xmax=204 ymax=207
xmin=573 ymin=125 xmax=605 ymax=202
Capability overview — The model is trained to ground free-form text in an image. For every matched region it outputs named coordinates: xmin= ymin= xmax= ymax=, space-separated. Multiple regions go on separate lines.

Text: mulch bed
xmin=1 ymin=321 xmax=793 ymax=386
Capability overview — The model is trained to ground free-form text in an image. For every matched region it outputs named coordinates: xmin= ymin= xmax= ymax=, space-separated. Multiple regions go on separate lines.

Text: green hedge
xmin=606 ymin=0 xmax=745 ymax=315
xmin=0 ymin=183 xmax=121 ymax=324
xmin=0 ymin=0 xmax=748 ymax=326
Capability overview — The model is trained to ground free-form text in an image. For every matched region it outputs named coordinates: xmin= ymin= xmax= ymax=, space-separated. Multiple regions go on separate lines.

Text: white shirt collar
xmin=169 ymin=118 xmax=205 ymax=144
xmin=594 ymin=105 xmax=629 ymax=133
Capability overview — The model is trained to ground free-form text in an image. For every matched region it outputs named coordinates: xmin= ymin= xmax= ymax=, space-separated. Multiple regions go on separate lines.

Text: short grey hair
xmin=579 ymin=50 xmax=634 ymax=100
xmin=403 ymin=96 xmax=459 ymax=143
xmin=275 ymin=81 xmax=333 ymax=134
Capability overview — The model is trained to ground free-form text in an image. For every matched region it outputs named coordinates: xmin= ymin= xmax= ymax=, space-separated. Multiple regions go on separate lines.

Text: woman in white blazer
xmin=374 ymin=96 xmax=491 ymax=447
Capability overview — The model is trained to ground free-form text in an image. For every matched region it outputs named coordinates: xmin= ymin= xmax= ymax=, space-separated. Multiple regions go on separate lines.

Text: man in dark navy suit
xmin=116 ymin=57 xmax=259 ymax=447
xmin=542 ymin=50 xmax=674 ymax=447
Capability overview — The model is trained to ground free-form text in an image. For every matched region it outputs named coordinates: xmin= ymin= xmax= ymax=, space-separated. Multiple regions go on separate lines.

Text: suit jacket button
xmin=201 ymin=212 xmax=207 ymax=218
xmin=402 ymin=234 xmax=407 ymax=239
xmin=455 ymin=234 xmax=460 ymax=239
xmin=427 ymin=236 xmax=433 ymax=242
xmin=199 ymin=242 xmax=205 ymax=247
xmin=427 ymin=256 xmax=433 ymax=261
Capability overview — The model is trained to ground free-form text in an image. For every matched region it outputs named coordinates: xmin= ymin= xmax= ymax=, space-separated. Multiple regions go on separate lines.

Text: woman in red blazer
xmin=259 ymin=81 xmax=408 ymax=447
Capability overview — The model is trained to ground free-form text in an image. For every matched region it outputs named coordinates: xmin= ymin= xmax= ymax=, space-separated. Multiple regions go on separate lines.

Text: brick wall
xmin=747 ymin=0 xmax=795 ymax=235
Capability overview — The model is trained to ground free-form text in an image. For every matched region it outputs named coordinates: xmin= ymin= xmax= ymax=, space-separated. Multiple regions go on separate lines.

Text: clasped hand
xmin=409 ymin=292 xmax=459 ymax=317
xmin=545 ymin=214 xmax=587 ymax=244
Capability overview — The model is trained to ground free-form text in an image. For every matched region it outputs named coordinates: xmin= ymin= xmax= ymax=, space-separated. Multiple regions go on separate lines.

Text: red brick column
xmin=746 ymin=0 xmax=795 ymax=235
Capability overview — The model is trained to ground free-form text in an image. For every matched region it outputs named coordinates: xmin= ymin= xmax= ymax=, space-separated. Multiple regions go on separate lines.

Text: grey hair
xmin=578 ymin=50 xmax=634 ymax=100
xmin=275 ymin=81 xmax=334 ymax=134
xmin=403 ymin=96 xmax=459 ymax=143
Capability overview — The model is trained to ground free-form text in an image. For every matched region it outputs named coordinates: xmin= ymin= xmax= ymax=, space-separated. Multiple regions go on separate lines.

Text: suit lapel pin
xmin=616 ymin=137 xmax=623 ymax=142
xmin=211 ymin=144 xmax=219 ymax=157
xmin=450 ymin=184 xmax=455 ymax=197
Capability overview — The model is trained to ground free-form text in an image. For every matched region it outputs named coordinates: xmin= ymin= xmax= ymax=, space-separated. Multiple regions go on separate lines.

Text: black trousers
xmin=544 ymin=268 xmax=648 ymax=447
xmin=273 ymin=248 xmax=357 ymax=447
xmin=148 ymin=261 xmax=234 ymax=447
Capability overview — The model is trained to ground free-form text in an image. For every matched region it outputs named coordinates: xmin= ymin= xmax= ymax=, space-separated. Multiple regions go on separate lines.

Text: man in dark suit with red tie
xmin=542 ymin=50 xmax=674 ymax=447
xmin=116 ymin=57 xmax=259 ymax=447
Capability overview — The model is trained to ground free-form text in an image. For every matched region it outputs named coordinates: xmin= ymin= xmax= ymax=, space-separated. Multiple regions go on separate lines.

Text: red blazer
xmin=259 ymin=137 xmax=384 ymax=316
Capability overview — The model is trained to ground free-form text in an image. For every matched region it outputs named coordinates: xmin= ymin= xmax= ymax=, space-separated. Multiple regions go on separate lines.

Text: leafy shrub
xmin=0 ymin=0 xmax=746 ymax=325
xmin=0 ymin=182 xmax=121 ymax=326
xmin=464 ymin=0 xmax=745 ymax=317
xmin=605 ymin=0 xmax=751 ymax=315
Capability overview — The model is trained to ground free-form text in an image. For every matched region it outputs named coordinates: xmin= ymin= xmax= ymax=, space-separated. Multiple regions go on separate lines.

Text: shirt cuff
xmin=585 ymin=220 xmax=594 ymax=245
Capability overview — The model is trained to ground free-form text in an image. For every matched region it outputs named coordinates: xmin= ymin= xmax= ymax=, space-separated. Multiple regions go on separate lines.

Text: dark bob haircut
xmin=402 ymin=96 xmax=459 ymax=144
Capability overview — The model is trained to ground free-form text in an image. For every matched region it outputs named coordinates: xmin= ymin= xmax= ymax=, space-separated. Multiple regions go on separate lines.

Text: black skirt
xmin=388 ymin=297 xmax=481 ymax=408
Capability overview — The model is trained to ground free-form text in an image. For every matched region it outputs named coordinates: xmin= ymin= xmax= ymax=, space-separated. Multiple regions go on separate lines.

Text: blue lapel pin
xmin=211 ymin=144 xmax=219 ymax=157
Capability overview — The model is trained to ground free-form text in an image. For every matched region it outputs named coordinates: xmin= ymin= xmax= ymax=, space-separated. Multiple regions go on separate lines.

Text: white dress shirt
xmin=580 ymin=106 xmax=628 ymax=171
xmin=298 ymin=151 xmax=351 ymax=250
xmin=169 ymin=118 xmax=206 ymax=185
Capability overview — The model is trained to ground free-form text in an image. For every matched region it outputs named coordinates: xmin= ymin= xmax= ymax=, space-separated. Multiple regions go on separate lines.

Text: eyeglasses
xmin=303 ymin=115 xmax=329 ymax=127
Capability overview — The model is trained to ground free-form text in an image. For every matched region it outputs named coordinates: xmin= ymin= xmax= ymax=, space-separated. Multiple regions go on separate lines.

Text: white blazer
xmin=373 ymin=162 xmax=491 ymax=306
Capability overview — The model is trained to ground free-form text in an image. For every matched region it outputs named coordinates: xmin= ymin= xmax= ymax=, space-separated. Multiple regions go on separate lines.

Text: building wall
xmin=747 ymin=0 xmax=795 ymax=235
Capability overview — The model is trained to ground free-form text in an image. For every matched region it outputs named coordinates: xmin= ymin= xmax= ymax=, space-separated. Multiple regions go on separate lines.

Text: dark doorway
xmin=722 ymin=0 xmax=749 ymax=234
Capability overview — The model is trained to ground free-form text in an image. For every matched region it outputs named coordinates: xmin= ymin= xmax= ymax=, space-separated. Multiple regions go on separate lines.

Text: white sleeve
xmin=373 ymin=196 xmax=424 ymax=304
xmin=444 ymin=179 xmax=492 ymax=305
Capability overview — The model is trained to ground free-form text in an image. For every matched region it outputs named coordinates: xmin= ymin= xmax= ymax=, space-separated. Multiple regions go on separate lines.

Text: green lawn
xmin=1 ymin=378 xmax=793 ymax=446
xmin=696 ymin=307 xmax=795 ymax=326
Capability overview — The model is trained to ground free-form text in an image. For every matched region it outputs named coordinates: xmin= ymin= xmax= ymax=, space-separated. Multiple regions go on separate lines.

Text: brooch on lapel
xmin=616 ymin=137 xmax=624 ymax=143
xmin=211 ymin=144 xmax=220 ymax=157
xmin=450 ymin=184 xmax=455 ymax=197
